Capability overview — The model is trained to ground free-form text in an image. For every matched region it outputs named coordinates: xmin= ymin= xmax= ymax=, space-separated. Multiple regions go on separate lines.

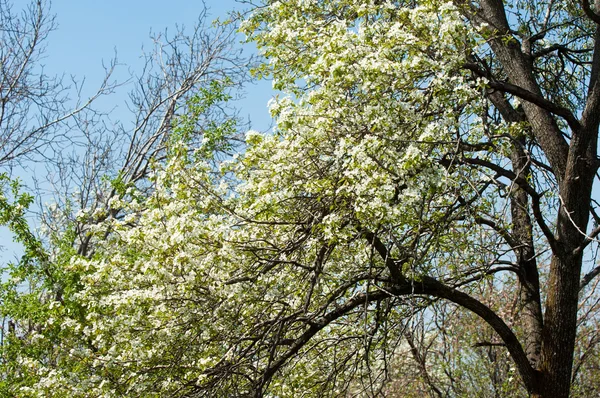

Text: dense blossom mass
xmin=2 ymin=0 xmax=600 ymax=397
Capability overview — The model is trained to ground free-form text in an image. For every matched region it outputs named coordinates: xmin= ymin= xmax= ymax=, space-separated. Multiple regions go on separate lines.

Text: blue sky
xmin=44 ymin=0 xmax=273 ymax=130
xmin=1 ymin=0 xmax=273 ymax=260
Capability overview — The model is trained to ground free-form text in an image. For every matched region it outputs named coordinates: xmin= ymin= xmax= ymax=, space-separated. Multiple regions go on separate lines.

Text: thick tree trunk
xmin=538 ymin=254 xmax=582 ymax=398
xmin=538 ymin=131 xmax=597 ymax=397
xmin=486 ymin=91 xmax=545 ymax=369
xmin=510 ymin=141 xmax=543 ymax=367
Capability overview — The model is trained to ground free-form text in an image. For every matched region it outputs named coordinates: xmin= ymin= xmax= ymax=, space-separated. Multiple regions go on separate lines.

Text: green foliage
xmin=0 ymin=176 xmax=90 ymax=397
xmin=169 ymin=78 xmax=237 ymax=160
xmin=0 ymin=174 xmax=45 ymax=273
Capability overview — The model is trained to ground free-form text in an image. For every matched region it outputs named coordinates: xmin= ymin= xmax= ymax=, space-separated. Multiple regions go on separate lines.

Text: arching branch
xmin=255 ymin=275 xmax=540 ymax=396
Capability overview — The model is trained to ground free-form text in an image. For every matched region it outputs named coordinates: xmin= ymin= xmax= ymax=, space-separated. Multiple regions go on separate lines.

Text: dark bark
xmin=539 ymin=130 xmax=598 ymax=397
xmin=485 ymin=89 xmax=544 ymax=368
xmin=510 ymin=140 xmax=543 ymax=368
xmin=474 ymin=0 xmax=570 ymax=181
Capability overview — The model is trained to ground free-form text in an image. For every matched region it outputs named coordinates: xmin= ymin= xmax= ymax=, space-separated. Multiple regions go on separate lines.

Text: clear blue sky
xmin=45 ymin=0 xmax=273 ymax=130
xmin=1 ymin=0 xmax=273 ymax=260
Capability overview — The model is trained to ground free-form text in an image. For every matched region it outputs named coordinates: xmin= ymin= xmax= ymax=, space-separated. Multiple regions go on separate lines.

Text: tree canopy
xmin=2 ymin=0 xmax=600 ymax=397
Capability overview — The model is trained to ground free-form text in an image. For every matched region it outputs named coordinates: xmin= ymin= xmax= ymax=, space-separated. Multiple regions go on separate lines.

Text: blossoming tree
xmin=3 ymin=0 xmax=600 ymax=397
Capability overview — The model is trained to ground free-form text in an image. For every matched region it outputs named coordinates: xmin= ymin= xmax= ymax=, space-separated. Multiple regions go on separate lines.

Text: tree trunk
xmin=539 ymin=254 xmax=582 ymax=398
xmin=538 ymin=130 xmax=597 ymax=397
xmin=510 ymin=140 xmax=543 ymax=367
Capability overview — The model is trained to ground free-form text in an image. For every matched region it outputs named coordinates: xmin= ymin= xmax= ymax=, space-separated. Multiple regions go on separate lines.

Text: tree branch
xmin=580 ymin=265 xmax=600 ymax=290
xmin=458 ymin=156 xmax=560 ymax=255
xmin=581 ymin=0 xmax=600 ymax=25
xmin=257 ymin=276 xmax=540 ymax=396
xmin=464 ymin=63 xmax=581 ymax=133
xmin=359 ymin=228 xmax=407 ymax=283
xmin=582 ymin=27 xmax=600 ymax=133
